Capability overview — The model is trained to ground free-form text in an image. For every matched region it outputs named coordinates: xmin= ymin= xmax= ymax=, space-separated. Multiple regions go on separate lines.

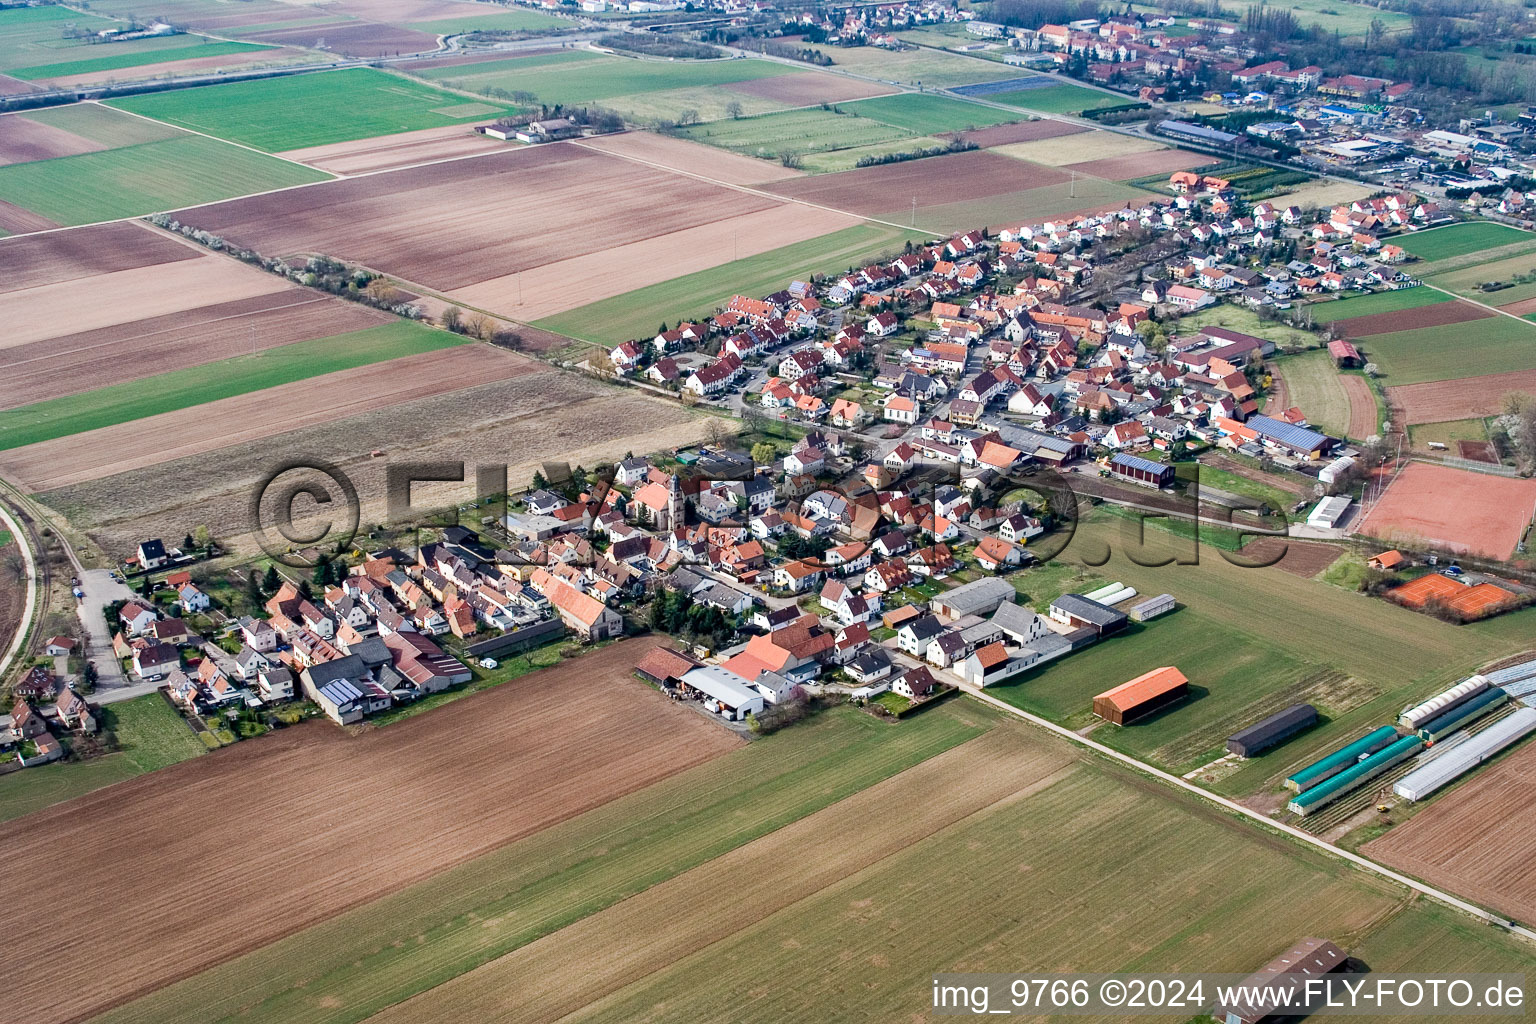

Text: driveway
xmin=76 ymin=568 xmax=135 ymax=696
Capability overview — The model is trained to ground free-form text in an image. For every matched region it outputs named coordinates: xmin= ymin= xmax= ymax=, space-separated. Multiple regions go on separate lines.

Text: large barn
xmin=1093 ymin=666 xmax=1188 ymax=725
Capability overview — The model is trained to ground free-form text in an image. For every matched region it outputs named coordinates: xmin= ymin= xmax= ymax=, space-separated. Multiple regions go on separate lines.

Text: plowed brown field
xmin=0 ymin=220 xmax=198 ymax=291
xmin=1337 ymin=300 xmax=1490 ymax=338
xmin=241 ymin=21 xmax=438 ymax=57
xmin=0 ymin=198 xmax=58 ymax=233
xmin=0 ymin=639 xmax=741 ymax=1024
xmin=176 ymin=144 xmax=780 ymax=292
xmin=762 ymin=149 xmax=1069 ymax=218
xmin=950 ymin=119 xmax=1087 ymax=147
xmin=0 ymin=343 xmax=541 ymax=490
xmin=0 ymin=113 xmax=106 ymax=165
xmin=577 ymin=130 xmax=804 ymax=184
xmin=1366 ymin=738 xmax=1536 ymax=926
xmin=1341 ymin=373 xmax=1379 ymax=438
xmin=1389 ymin=368 xmax=1536 ymax=424
xmin=278 ymin=124 xmax=507 ymax=175
xmin=722 ymin=71 xmax=897 ymax=105
xmin=1064 ymin=148 xmax=1217 ymax=181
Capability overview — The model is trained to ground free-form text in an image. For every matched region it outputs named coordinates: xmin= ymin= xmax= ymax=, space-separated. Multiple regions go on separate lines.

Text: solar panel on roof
xmin=1111 ymin=453 xmax=1165 ymax=474
xmin=319 ymin=679 xmax=362 ymax=704
xmin=1248 ymin=414 xmax=1328 ymax=450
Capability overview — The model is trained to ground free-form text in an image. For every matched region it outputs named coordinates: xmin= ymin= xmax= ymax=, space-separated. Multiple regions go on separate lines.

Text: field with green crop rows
xmin=0 ymin=322 xmax=464 ymax=450
xmin=0 ymin=133 xmax=329 ymax=226
xmin=1308 ymin=286 xmax=1454 ymax=322
xmin=673 ymin=107 xmax=915 ymax=162
xmin=536 ymin=222 xmax=925 ymax=346
xmin=1359 ymin=315 xmax=1536 ymax=384
xmin=991 ymin=81 xmax=1123 ymax=114
xmin=0 ymin=694 xmax=204 ymax=824
xmin=110 ymin=68 xmax=514 ymax=150
xmin=1399 ymin=222 xmax=1533 ymax=262
xmin=890 ymin=177 xmax=1149 ymax=236
xmin=823 ymin=43 xmax=1018 ymax=87
xmin=842 ymin=92 xmax=1020 ymax=134
xmin=89 ymin=704 xmax=987 ymax=1024
xmin=9 ymin=39 xmax=272 ymax=80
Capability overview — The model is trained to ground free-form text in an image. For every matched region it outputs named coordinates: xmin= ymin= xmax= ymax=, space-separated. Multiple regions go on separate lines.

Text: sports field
xmin=0 ymin=133 xmax=329 ymax=227
xmin=1358 ymin=315 xmax=1536 ymax=384
xmin=0 ymin=321 xmax=465 ymax=450
xmin=1354 ymin=461 xmax=1536 ymax=562
xmin=0 ymin=694 xmax=204 ymax=824
xmin=535 ymin=222 xmax=925 ymax=345
xmin=1399 ymin=222 xmax=1534 ymax=262
xmin=1307 ymin=286 xmax=1453 ymax=322
xmin=110 ymin=68 xmax=515 ymax=150
xmin=840 ymin=92 xmax=1020 ymax=134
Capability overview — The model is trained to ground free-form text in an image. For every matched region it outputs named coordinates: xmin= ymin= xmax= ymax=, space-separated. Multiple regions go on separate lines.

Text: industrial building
xmin=678 ymin=665 xmax=764 ymax=722
xmin=1395 ymin=707 xmax=1536 ymax=802
xmin=1288 ymin=734 xmax=1422 ymax=816
xmin=1306 ymin=495 xmax=1353 ymax=529
xmin=1285 ymin=726 xmax=1397 ymax=792
xmin=1129 ymin=593 xmax=1175 ymax=622
xmin=1227 ymin=703 xmax=1318 ymax=758
xmin=1048 ymin=594 xmax=1128 ymax=636
xmin=1215 ymin=937 xmax=1348 ymax=1024
xmin=1093 ymin=666 xmax=1188 ymax=725
xmin=1107 ymin=452 xmax=1174 ymax=488
xmin=930 ymin=577 xmax=1017 ymax=620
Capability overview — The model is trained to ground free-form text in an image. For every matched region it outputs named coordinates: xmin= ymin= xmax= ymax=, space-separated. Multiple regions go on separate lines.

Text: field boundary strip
xmin=955 ymin=685 xmax=1536 ymax=943
xmin=0 ymin=500 xmax=36 ymax=682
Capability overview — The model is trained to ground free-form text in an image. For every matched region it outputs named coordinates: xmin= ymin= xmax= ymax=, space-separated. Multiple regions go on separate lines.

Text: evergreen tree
xmin=262 ymin=565 xmax=280 ymax=594
xmin=246 ymin=570 xmax=263 ymax=609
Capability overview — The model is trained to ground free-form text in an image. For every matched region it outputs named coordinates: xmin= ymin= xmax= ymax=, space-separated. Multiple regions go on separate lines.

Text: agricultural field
xmin=1406 ymin=417 xmax=1493 ymax=452
xmin=886 ymin=176 xmax=1151 ymax=236
xmin=90 ymin=703 xmax=989 ymax=1024
xmin=1331 ymin=296 xmax=1491 ymax=338
xmin=110 ymin=68 xmax=515 ymax=151
xmin=564 ymin=129 xmax=805 ymax=185
xmin=0 ymin=693 xmax=205 ymax=824
xmin=415 ymin=52 xmax=887 ymax=124
xmin=1357 ymin=315 xmax=1536 ymax=385
xmin=535 ymin=221 xmax=925 ymax=345
xmin=994 ymin=130 xmax=1168 ymax=167
xmin=1366 ymin=739 xmax=1536 ymax=926
xmin=992 ymin=81 xmax=1125 ymax=114
xmin=0 ymin=640 xmax=742 ymax=1024
xmin=35 ymin=368 xmax=715 ymax=556
xmin=1307 ymin=285 xmax=1455 ymax=323
xmin=672 ymin=107 xmax=919 ymax=167
xmin=0 ymin=104 xmax=329 ymax=231
xmin=839 ymin=92 xmax=1021 ymax=135
xmin=1427 ymin=249 xmax=1536 ymax=305
xmin=951 ymin=118 xmax=1088 ymax=147
xmin=1262 ymin=175 xmax=1376 ymax=209
xmin=1354 ymin=461 xmax=1536 ymax=562
xmin=820 ymin=43 xmax=1019 ymax=88
xmin=1223 ymin=0 xmax=1413 ymax=36
xmin=1398 ymin=221 xmax=1534 ymax=262
xmin=0 ymin=221 xmax=397 ymax=408
xmin=403 ymin=9 xmax=568 ymax=33
xmin=1271 ymin=350 xmax=1353 ymax=437
xmin=1390 ymin=369 xmax=1536 ymax=426
xmin=0 ymin=320 xmax=470 ymax=456
xmin=1170 ymin=303 xmax=1319 ymax=347
xmin=276 ymin=124 xmax=508 ymax=174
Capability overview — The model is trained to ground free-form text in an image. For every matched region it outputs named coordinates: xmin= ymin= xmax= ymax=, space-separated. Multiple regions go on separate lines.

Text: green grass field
xmin=536 ymin=222 xmax=926 ymax=346
xmin=110 ymin=67 xmax=515 ymax=150
xmin=1175 ymin=304 xmax=1321 ymax=346
xmin=1398 ymin=222 xmax=1534 ymax=262
xmin=17 ymin=102 xmax=185 ymax=146
xmin=0 ymin=694 xmax=204 ymax=824
xmin=889 ymin=177 xmax=1149 ymax=236
xmin=674 ymin=107 xmax=916 ymax=161
xmin=1408 ymin=417 xmax=1492 ymax=447
xmin=1223 ymin=0 xmax=1412 ymax=35
xmin=91 ymin=704 xmax=987 ymax=1024
xmin=821 ymin=44 xmax=1018 ymax=88
xmin=990 ymin=82 xmax=1124 ymax=114
xmin=795 ymin=135 xmax=951 ymax=172
xmin=0 ymin=133 xmax=329 ymax=226
xmin=1427 ymin=249 xmax=1536 ymax=303
xmin=1273 ymin=349 xmax=1352 ymax=436
xmin=840 ymin=92 xmax=1020 ymax=134
xmin=1187 ymin=462 xmax=1297 ymax=512
xmin=1359 ymin=314 xmax=1536 ymax=384
xmin=8 ymin=39 xmax=273 ymax=80
xmin=1307 ymin=286 xmax=1454 ymax=322
xmin=0 ymin=322 xmax=465 ymax=450
xmin=0 ymin=4 xmax=118 ymax=70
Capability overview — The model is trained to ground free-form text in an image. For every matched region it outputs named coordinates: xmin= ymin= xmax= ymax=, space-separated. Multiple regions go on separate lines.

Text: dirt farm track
xmin=1366 ymin=739 xmax=1536 ymax=926
xmin=0 ymin=640 xmax=741 ymax=1024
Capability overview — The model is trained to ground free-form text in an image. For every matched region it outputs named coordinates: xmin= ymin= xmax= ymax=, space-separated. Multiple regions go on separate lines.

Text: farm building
xmin=1395 ymin=707 xmax=1536 ymax=802
xmin=1048 ymin=594 xmax=1128 ymax=636
xmin=1285 ymin=725 xmax=1398 ymax=792
xmin=1107 ymin=452 xmax=1174 ymax=488
xmin=1093 ymin=666 xmax=1188 ymax=725
xmin=1417 ymin=687 xmax=1507 ymax=742
xmin=1247 ymin=415 xmax=1335 ymax=459
xmin=930 ymin=577 xmax=1017 ymax=620
xmin=1129 ymin=593 xmax=1175 ymax=622
xmin=1306 ymin=495 xmax=1352 ymax=529
xmin=1368 ymin=549 xmax=1405 ymax=571
xmin=1226 ymin=703 xmax=1318 ymax=758
xmin=1288 ymin=734 xmax=1422 ymax=816
xmin=1399 ymin=675 xmax=1488 ymax=730
xmin=634 ymin=646 xmax=701 ymax=687
xmin=1327 ymin=339 xmax=1361 ymax=367
xmin=1215 ymin=937 xmax=1348 ymax=1024
xmin=678 ymin=666 xmax=764 ymax=722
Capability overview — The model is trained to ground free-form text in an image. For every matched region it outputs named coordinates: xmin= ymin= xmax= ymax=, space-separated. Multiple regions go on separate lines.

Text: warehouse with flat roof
xmin=1093 ymin=666 xmax=1188 ymax=725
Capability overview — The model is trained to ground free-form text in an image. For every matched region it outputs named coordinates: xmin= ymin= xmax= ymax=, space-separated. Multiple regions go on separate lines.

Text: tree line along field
xmin=0 ymin=320 xmax=465 ymax=451
xmin=109 ymin=67 xmax=515 ymax=151
xmin=1357 ymin=315 xmax=1536 ymax=385
xmin=90 ymin=704 xmax=988 ymax=1024
xmin=534 ymin=222 xmax=926 ymax=346
xmin=0 ymin=693 xmax=205 ymax=824
xmin=0 ymin=103 xmax=330 ymax=231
